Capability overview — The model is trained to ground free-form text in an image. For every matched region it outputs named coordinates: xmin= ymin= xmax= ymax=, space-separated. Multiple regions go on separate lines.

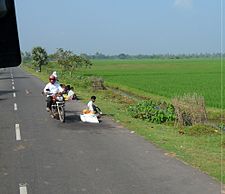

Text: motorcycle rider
xmin=43 ymin=75 xmax=64 ymax=112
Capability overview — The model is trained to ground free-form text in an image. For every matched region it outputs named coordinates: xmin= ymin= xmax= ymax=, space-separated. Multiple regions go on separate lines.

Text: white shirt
xmin=87 ymin=100 xmax=94 ymax=112
xmin=68 ymin=90 xmax=75 ymax=97
xmin=44 ymin=82 xmax=63 ymax=96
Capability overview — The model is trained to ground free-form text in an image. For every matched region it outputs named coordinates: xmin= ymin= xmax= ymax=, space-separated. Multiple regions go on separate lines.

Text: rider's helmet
xmin=52 ymin=71 xmax=58 ymax=79
xmin=49 ymin=75 xmax=56 ymax=84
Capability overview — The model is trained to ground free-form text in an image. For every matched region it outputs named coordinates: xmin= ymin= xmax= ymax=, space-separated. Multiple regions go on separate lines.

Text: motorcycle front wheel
xmin=58 ymin=106 xmax=65 ymax=123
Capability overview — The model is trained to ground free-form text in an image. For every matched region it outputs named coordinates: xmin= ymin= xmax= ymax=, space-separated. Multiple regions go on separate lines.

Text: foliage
xmin=91 ymin=77 xmax=106 ymax=91
xmin=21 ymin=51 xmax=32 ymax=62
xmin=184 ymin=124 xmax=220 ymax=136
xmin=127 ymin=100 xmax=176 ymax=124
xmin=218 ymin=123 xmax=225 ymax=131
xmin=55 ymin=48 xmax=73 ymax=70
xmin=31 ymin=47 xmax=48 ymax=72
xmin=76 ymin=75 xmax=92 ymax=88
xmin=55 ymin=48 xmax=92 ymax=75
xmin=172 ymin=93 xmax=207 ymax=127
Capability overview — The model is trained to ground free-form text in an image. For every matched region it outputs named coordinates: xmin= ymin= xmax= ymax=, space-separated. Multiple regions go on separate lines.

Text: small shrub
xmin=184 ymin=124 xmax=220 ymax=136
xmin=172 ymin=93 xmax=207 ymax=127
xmin=218 ymin=123 xmax=225 ymax=131
xmin=70 ymin=75 xmax=91 ymax=88
xmin=91 ymin=77 xmax=106 ymax=91
xmin=127 ymin=100 xmax=176 ymax=124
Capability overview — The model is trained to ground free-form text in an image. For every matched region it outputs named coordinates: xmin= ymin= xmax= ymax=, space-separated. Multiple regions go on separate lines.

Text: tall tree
xmin=55 ymin=48 xmax=92 ymax=76
xmin=55 ymin=48 xmax=74 ymax=71
xmin=32 ymin=47 xmax=48 ymax=72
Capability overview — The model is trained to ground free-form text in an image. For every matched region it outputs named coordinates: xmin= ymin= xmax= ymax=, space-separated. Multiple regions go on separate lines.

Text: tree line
xmin=86 ymin=52 xmax=225 ymax=59
xmin=22 ymin=47 xmax=225 ymax=72
xmin=22 ymin=47 xmax=92 ymax=72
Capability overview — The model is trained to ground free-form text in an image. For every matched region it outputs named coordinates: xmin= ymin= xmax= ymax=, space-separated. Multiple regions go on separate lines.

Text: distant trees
xmin=21 ymin=51 xmax=32 ymax=62
xmin=31 ymin=47 xmax=48 ymax=72
xmin=118 ymin=53 xmax=129 ymax=59
xmin=83 ymin=52 xmax=225 ymax=60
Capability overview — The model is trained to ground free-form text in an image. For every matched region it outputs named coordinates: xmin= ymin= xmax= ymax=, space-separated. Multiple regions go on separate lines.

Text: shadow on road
xmin=65 ymin=114 xmax=81 ymax=123
xmin=0 ymin=77 xmax=12 ymax=80
xmin=58 ymin=110 xmax=118 ymax=133
xmin=0 ymin=90 xmax=16 ymax=96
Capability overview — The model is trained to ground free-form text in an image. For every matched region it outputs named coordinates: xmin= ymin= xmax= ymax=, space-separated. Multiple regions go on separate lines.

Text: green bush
xmin=127 ymin=100 xmax=176 ymax=124
xmin=60 ymin=74 xmax=91 ymax=89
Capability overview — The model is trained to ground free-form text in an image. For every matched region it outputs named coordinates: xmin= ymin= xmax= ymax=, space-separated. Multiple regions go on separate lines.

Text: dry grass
xmin=172 ymin=93 xmax=207 ymax=127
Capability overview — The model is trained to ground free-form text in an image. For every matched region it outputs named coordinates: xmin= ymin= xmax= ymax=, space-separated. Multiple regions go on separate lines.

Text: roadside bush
xmin=74 ymin=75 xmax=91 ymax=88
xmin=218 ymin=123 xmax=225 ymax=131
xmin=127 ymin=100 xmax=176 ymax=124
xmin=91 ymin=77 xmax=106 ymax=91
xmin=172 ymin=93 xmax=207 ymax=127
xmin=184 ymin=124 xmax=220 ymax=136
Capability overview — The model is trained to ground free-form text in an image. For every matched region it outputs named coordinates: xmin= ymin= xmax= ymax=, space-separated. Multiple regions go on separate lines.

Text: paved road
xmin=0 ymin=67 xmax=222 ymax=194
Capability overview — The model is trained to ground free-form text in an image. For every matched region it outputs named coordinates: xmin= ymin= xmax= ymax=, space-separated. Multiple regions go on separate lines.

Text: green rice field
xmin=79 ymin=58 xmax=224 ymax=108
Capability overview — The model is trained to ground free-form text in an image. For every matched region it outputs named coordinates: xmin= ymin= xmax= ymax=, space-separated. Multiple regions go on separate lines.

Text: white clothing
xmin=68 ymin=90 xmax=75 ymax=98
xmin=80 ymin=114 xmax=99 ymax=123
xmin=43 ymin=82 xmax=63 ymax=96
xmin=52 ymin=71 xmax=57 ymax=78
xmin=87 ymin=100 xmax=95 ymax=112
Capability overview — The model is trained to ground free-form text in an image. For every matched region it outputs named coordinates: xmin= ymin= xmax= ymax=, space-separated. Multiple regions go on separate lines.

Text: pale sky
xmin=15 ymin=0 xmax=224 ymax=55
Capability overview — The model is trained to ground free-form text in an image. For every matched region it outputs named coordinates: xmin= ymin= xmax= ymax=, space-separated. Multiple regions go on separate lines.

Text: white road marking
xmin=12 ymin=81 xmax=14 ymax=85
xmin=15 ymin=124 xmax=21 ymax=141
xmin=12 ymin=86 xmax=15 ymax=90
xmin=14 ymin=103 xmax=18 ymax=111
xmin=13 ymin=92 xmax=16 ymax=98
xmin=19 ymin=184 xmax=28 ymax=194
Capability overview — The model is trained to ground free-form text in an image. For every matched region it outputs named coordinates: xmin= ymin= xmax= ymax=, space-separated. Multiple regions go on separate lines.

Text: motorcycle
xmin=44 ymin=90 xmax=66 ymax=123
xmin=51 ymin=94 xmax=65 ymax=123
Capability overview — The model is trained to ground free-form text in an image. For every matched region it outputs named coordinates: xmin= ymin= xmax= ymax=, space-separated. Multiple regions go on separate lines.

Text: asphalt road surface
xmin=0 ymin=67 xmax=222 ymax=194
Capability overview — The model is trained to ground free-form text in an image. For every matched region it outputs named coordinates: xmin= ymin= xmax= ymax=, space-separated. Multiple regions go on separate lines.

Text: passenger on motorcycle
xmin=43 ymin=75 xmax=64 ymax=112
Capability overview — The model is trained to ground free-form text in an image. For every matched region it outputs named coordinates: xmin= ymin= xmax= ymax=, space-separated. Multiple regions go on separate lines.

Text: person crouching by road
xmin=83 ymin=96 xmax=102 ymax=117
xmin=43 ymin=75 xmax=64 ymax=112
